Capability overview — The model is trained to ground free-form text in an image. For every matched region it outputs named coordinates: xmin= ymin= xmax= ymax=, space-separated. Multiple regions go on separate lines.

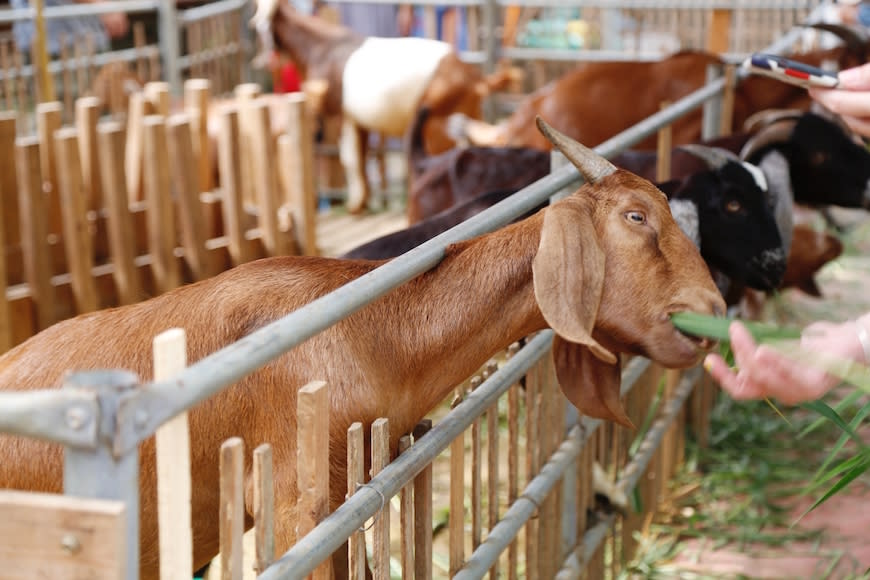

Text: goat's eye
xmin=810 ymin=151 xmax=828 ymax=165
xmin=725 ymin=200 xmax=741 ymax=213
xmin=624 ymin=211 xmax=646 ymax=225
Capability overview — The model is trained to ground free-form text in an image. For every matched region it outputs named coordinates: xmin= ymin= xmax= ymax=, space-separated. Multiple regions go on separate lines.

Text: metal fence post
xmin=63 ymin=369 xmax=141 ymax=580
xmin=158 ymin=0 xmax=182 ymax=93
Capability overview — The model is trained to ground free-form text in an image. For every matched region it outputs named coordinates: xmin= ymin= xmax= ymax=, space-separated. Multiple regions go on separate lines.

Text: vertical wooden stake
xmin=142 ymin=115 xmax=181 ymax=293
xmin=144 ymin=81 xmax=171 ymax=117
xmin=220 ymin=437 xmax=245 ymax=580
xmin=449 ymin=394 xmax=465 ymax=577
xmin=656 ymin=102 xmax=672 ymax=183
xmin=278 ymin=93 xmax=319 ymax=256
xmin=296 ymin=380 xmax=332 ymax=580
xmin=54 ymin=127 xmax=98 ymax=314
xmin=97 ymin=121 xmax=142 ymax=305
xmin=398 ymin=435 xmax=414 ymax=580
xmin=371 ymin=418 xmax=390 ymax=580
xmin=0 ymin=113 xmax=12 ymax=352
xmin=36 ymin=101 xmax=63 ymax=250
xmin=412 ymin=420 xmax=433 ymax=580
xmin=153 ymin=328 xmax=193 ymax=580
xmin=75 ymin=96 xmax=103 ymax=212
xmin=166 ymin=114 xmax=212 ymax=280
xmin=234 ymin=83 xmax=261 ymax=209
xmin=125 ymin=92 xmax=153 ymax=203
xmin=216 ymin=109 xmax=251 ymax=266
xmin=253 ymin=444 xmax=275 ymax=575
xmin=184 ymin=78 xmax=213 ymax=194
xmin=347 ymin=422 xmax=366 ymax=580
xmin=246 ymin=99 xmax=287 ymax=257
xmin=15 ymin=136 xmax=54 ymax=331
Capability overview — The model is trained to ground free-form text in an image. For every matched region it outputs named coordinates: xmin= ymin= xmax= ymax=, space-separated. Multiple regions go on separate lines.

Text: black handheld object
xmin=742 ymin=53 xmax=840 ymax=89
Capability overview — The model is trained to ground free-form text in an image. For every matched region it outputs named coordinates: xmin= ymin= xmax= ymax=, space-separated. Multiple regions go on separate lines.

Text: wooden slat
xmin=253 ymin=444 xmax=275 ymax=575
xmin=184 ymin=78 xmax=213 ymax=194
xmin=134 ymin=21 xmax=148 ymax=84
xmin=75 ymin=96 xmax=103 ymax=212
xmin=125 ymin=92 xmax=153 ymax=203
xmin=15 ymin=136 xmax=54 ymax=331
xmin=144 ymin=81 xmax=171 ymax=117
xmin=470 ymin=376 xmax=482 ymax=551
xmin=347 ymin=422 xmax=366 ymax=580
xmin=216 ymin=109 xmax=251 ymax=266
xmin=506 ymin=344 xmax=520 ymax=580
xmin=524 ymin=361 xmax=541 ymax=580
xmin=13 ymin=50 xmax=27 ymax=117
xmin=234 ymin=83 xmax=261 ymax=209
xmin=53 ymin=127 xmax=98 ymax=314
xmin=449 ymin=393 xmax=465 ymax=577
xmin=166 ymin=114 xmax=213 ymax=280
xmin=59 ymin=35 xmax=73 ymax=120
xmin=412 ymin=420 xmax=433 ymax=580
xmin=35 ymin=102 xmax=64 ymax=256
xmin=0 ymin=41 xmax=13 ymax=110
xmin=371 ymin=417 xmax=390 ymax=580
xmin=220 ymin=437 xmax=245 ymax=580
xmin=142 ymin=115 xmax=181 ymax=293
xmin=486 ymin=375 xmax=500 ymax=579
xmin=246 ymin=99 xmax=288 ymax=256
xmin=97 ymin=121 xmax=142 ymax=305
xmin=0 ymin=490 xmax=125 ymax=579
xmin=398 ymin=434 xmax=414 ymax=580
xmin=153 ymin=328 xmax=193 ymax=580
xmin=656 ymin=102 xmax=672 ymax=183
xmin=297 ymin=380 xmax=332 ymax=580
xmin=278 ymin=93 xmax=319 ymax=256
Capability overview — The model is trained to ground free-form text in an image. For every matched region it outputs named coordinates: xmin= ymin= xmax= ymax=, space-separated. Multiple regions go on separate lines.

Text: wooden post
xmin=0 ymin=491 xmax=125 ymax=579
xmin=247 ymin=99 xmax=289 ymax=257
xmin=707 ymin=8 xmax=732 ymax=55
xmin=470 ymin=376 xmax=483 ymax=551
xmin=36 ymin=102 xmax=64 ymax=258
xmin=32 ymin=0 xmax=55 ymax=103
xmin=296 ymin=380 xmax=332 ymax=580
xmin=398 ymin=435 xmax=414 ymax=580
xmin=412 ymin=420 xmax=433 ymax=580
xmin=372 ymin=418 xmax=390 ymax=580
xmin=720 ymin=64 xmax=737 ymax=136
xmin=278 ymin=93 xmax=319 ymax=256
xmin=142 ymin=115 xmax=181 ymax=293
xmin=234 ymin=83 xmax=261 ymax=209
xmin=166 ymin=114 xmax=213 ymax=280
xmin=125 ymin=92 xmax=154 ymax=203
xmin=347 ymin=422 xmax=366 ymax=580
xmin=219 ymin=437 xmax=245 ymax=580
xmin=216 ymin=109 xmax=251 ymax=266
xmin=134 ymin=22 xmax=148 ymax=84
xmin=524 ymin=362 xmax=541 ymax=580
xmin=0 ymin=112 xmax=21 ymax=284
xmin=506 ymin=359 xmax=520 ymax=580
xmin=184 ymin=78 xmax=213 ymax=194
xmin=53 ymin=127 xmax=98 ymax=314
xmin=144 ymin=81 xmax=171 ymax=117
xmin=75 ymin=96 xmax=103 ymax=212
xmin=15 ymin=136 xmax=54 ymax=331
xmin=97 ymin=121 xmax=142 ymax=305
xmin=253 ymin=444 xmax=275 ymax=575
xmin=153 ymin=328 xmax=193 ymax=580
xmin=656 ymin=102 xmax=672 ymax=184
xmin=449 ymin=394 xmax=465 ymax=577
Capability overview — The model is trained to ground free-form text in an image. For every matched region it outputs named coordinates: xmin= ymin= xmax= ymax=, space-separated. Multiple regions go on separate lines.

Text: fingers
xmin=809 ymin=86 xmax=870 ymax=120
xmin=837 ymin=63 xmax=870 ymax=90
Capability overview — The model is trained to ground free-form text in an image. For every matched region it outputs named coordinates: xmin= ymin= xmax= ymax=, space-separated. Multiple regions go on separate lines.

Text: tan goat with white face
xmin=0 ymin=118 xmax=725 ymax=578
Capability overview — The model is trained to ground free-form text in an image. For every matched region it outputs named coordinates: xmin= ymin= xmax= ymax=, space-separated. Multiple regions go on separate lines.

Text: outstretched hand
xmin=809 ymin=63 xmax=870 ymax=138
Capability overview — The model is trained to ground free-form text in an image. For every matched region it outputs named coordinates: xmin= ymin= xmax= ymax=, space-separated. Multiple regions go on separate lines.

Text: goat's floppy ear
xmin=533 ymin=198 xmax=615 ymax=365
xmin=552 ymin=336 xmax=634 ymax=428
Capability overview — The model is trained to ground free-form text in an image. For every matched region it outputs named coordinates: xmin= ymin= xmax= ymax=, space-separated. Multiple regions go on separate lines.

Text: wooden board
xmin=0 ymin=490 xmax=125 ymax=580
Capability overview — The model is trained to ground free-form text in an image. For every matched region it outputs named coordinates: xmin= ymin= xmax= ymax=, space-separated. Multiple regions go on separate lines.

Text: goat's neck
xmin=372 ymin=215 xmax=548 ymax=419
xmin=272 ymin=3 xmax=361 ymax=75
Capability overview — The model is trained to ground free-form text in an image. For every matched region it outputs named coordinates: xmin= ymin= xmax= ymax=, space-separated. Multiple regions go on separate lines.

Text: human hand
xmin=809 ymin=63 xmax=870 ymax=137
xmin=703 ymin=317 xmax=869 ymax=405
xmin=100 ymin=11 xmax=129 ymax=38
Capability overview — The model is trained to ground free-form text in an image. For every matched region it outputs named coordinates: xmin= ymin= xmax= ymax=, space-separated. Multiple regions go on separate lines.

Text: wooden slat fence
xmin=0 ymin=80 xmax=318 ymax=352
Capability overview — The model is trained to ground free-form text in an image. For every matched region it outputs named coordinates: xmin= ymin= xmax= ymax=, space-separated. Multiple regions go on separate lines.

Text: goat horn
xmin=742 ymin=108 xmax=804 ymax=134
xmin=676 ymin=144 xmax=740 ymax=170
xmin=535 ymin=116 xmax=616 ymax=183
xmin=738 ymin=118 xmax=797 ymax=162
xmin=802 ymin=23 xmax=870 ymax=57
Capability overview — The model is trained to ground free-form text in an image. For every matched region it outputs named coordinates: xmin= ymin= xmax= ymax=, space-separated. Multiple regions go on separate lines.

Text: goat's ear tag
xmin=552 ymin=336 xmax=634 ymax=429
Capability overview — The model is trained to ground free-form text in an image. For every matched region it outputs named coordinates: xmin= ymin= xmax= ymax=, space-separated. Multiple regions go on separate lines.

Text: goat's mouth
xmin=665 ymin=310 xmax=719 ymax=353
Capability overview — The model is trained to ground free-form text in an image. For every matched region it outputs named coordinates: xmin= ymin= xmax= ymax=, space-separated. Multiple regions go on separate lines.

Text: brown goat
xmin=0 ymin=119 xmax=725 ymax=578
xmin=455 ymin=39 xmax=866 ymax=151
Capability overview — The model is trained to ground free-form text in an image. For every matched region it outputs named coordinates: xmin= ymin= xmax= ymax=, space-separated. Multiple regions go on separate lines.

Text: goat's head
xmin=532 ymin=118 xmax=726 ymax=428
xmin=669 ymin=144 xmax=787 ymax=292
xmin=740 ymin=111 xmax=870 ymax=210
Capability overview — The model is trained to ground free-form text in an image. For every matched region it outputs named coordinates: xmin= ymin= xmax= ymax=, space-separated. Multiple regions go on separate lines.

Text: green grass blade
xmin=800 ymin=400 xmax=867 ymax=449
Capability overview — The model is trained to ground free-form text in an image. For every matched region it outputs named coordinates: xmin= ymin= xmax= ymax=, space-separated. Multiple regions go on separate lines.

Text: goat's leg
xmin=340 ymin=118 xmax=371 ymax=214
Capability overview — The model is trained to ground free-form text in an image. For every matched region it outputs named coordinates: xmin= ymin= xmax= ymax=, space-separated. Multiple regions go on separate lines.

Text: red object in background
xmin=275 ymin=61 xmax=302 ymax=93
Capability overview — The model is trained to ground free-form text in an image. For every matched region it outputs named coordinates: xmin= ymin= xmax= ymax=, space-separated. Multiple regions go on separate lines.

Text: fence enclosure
xmin=0 ymin=2 xmax=830 ymax=579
